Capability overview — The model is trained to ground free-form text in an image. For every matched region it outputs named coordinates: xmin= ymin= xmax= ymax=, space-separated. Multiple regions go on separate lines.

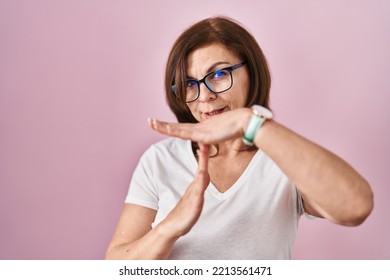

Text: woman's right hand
xmin=160 ymin=143 xmax=210 ymax=238
xmin=105 ymin=143 xmax=210 ymax=260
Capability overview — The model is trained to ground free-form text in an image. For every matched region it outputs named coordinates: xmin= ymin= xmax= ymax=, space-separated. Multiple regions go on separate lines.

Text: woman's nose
xmin=197 ymin=83 xmax=216 ymax=102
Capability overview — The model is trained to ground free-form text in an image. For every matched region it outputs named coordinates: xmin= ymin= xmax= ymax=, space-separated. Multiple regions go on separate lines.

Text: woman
xmin=105 ymin=17 xmax=373 ymax=260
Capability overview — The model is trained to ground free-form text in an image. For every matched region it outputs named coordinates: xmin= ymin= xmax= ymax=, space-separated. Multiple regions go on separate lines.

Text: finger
xmin=194 ymin=144 xmax=210 ymax=193
xmin=197 ymin=143 xmax=209 ymax=172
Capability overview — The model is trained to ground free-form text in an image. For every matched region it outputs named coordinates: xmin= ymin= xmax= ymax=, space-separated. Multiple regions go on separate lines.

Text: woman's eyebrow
xmin=206 ymin=61 xmax=230 ymax=73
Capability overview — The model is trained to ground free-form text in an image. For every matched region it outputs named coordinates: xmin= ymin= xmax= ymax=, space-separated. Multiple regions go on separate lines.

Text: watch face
xmin=252 ymin=105 xmax=273 ymax=119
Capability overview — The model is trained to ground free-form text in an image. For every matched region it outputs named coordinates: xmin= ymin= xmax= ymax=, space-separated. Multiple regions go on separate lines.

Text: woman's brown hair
xmin=165 ymin=16 xmax=271 ymax=123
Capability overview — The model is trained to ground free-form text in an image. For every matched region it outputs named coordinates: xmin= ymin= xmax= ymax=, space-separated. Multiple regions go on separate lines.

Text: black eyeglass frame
xmin=171 ymin=61 xmax=247 ymax=103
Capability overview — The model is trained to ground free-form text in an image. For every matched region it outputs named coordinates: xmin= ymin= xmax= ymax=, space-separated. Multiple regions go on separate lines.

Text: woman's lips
xmin=204 ymin=107 xmax=227 ymax=119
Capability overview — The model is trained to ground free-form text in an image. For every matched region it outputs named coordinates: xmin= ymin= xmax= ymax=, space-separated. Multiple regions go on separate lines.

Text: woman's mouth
xmin=204 ymin=107 xmax=227 ymax=119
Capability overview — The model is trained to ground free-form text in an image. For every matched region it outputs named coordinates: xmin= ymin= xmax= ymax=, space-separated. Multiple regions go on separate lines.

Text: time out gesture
xmin=149 ymin=107 xmax=373 ymax=226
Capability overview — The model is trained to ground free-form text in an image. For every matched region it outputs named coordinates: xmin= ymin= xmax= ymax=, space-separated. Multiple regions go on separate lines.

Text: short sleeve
xmin=295 ymin=186 xmax=317 ymax=220
xmin=125 ymin=150 xmax=159 ymax=210
xmin=295 ymin=186 xmax=305 ymax=217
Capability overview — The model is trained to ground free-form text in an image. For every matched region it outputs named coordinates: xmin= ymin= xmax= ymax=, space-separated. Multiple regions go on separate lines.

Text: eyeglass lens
xmin=186 ymin=69 xmax=232 ymax=102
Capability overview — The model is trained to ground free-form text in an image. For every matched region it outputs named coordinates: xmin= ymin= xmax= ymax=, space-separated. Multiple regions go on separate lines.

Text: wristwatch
xmin=242 ymin=105 xmax=273 ymax=146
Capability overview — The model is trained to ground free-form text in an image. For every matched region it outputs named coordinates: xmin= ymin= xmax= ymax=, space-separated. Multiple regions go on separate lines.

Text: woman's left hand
xmin=148 ymin=107 xmax=252 ymax=144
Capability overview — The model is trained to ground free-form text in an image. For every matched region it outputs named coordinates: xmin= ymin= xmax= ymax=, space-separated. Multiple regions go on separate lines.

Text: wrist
xmin=241 ymin=108 xmax=254 ymax=136
xmin=253 ymin=119 xmax=273 ymax=148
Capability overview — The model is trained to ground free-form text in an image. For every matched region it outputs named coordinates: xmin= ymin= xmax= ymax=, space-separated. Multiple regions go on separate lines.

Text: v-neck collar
xmin=185 ymin=140 xmax=264 ymax=200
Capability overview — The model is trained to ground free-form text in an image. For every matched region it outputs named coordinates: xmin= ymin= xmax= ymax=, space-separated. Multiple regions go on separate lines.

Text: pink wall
xmin=0 ymin=0 xmax=389 ymax=259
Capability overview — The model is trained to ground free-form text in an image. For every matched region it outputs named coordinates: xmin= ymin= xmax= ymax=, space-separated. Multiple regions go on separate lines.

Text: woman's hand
xmin=148 ymin=108 xmax=252 ymax=144
xmin=160 ymin=143 xmax=210 ymax=238
xmin=105 ymin=144 xmax=210 ymax=260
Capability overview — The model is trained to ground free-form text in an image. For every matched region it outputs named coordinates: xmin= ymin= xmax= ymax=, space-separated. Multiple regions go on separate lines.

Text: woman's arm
xmin=255 ymin=120 xmax=373 ymax=226
xmin=149 ymin=108 xmax=374 ymax=226
xmin=105 ymin=203 xmax=173 ymax=259
xmin=105 ymin=144 xmax=210 ymax=259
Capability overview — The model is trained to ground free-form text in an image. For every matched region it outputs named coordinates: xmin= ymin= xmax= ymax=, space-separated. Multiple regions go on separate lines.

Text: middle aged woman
xmin=106 ymin=16 xmax=374 ymax=260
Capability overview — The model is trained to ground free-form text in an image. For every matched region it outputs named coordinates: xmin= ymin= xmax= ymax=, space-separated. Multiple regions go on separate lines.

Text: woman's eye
xmin=211 ymin=70 xmax=228 ymax=80
xmin=186 ymin=80 xmax=197 ymax=88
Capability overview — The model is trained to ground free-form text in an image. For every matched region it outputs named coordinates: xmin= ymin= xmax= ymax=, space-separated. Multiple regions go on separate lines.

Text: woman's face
xmin=185 ymin=43 xmax=250 ymax=122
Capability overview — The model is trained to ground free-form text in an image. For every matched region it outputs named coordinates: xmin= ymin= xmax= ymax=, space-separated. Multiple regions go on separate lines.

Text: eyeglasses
xmin=172 ymin=61 xmax=247 ymax=103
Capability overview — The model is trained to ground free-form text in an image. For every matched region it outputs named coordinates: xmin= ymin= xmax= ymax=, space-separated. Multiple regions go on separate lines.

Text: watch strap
xmin=242 ymin=105 xmax=272 ymax=146
xmin=242 ymin=114 xmax=265 ymax=146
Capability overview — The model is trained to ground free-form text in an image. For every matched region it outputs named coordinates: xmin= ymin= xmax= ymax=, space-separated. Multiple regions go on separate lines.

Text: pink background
xmin=1 ymin=0 xmax=389 ymax=259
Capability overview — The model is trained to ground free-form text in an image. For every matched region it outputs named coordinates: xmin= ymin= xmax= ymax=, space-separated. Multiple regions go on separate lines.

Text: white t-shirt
xmin=126 ymin=137 xmax=303 ymax=259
